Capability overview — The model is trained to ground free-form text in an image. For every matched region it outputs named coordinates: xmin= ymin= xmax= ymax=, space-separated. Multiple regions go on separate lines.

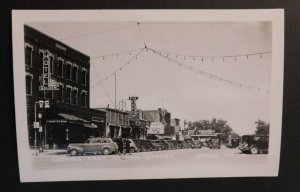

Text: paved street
xmin=31 ymin=147 xmax=268 ymax=170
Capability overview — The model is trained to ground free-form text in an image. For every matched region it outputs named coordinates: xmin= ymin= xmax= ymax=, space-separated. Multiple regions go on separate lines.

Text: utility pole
xmin=114 ymin=72 xmax=117 ymax=110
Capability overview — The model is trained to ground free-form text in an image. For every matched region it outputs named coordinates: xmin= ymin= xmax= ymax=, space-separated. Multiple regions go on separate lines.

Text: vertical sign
xmin=42 ymin=50 xmax=51 ymax=88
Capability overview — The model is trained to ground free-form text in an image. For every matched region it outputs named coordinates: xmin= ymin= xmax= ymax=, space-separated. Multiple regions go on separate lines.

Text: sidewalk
xmin=30 ymin=149 xmax=67 ymax=156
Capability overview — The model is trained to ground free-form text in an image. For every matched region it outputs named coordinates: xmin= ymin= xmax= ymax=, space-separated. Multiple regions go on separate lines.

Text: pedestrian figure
xmin=125 ymin=139 xmax=131 ymax=155
xmin=117 ymin=137 xmax=123 ymax=155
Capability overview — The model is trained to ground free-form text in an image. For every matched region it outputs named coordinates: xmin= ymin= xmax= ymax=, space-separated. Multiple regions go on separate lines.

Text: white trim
xmin=72 ymin=87 xmax=78 ymax=91
xmin=82 ymin=67 xmax=87 ymax=72
xmin=81 ymin=90 xmax=87 ymax=93
xmin=66 ymin=85 xmax=72 ymax=89
xmin=25 ymin=72 xmax=33 ymax=78
xmin=25 ymin=43 xmax=33 ymax=67
xmin=24 ymin=42 xmax=33 ymax=49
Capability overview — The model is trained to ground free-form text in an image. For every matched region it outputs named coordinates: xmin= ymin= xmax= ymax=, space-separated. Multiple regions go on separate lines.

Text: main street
xmin=32 ymin=147 xmax=268 ymax=170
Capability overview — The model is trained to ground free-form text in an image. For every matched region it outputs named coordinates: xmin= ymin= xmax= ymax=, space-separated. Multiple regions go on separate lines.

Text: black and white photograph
xmin=12 ymin=10 xmax=284 ymax=182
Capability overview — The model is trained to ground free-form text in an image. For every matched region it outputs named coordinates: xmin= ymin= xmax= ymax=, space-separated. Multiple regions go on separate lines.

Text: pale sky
xmin=27 ymin=21 xmax=272 ymax=135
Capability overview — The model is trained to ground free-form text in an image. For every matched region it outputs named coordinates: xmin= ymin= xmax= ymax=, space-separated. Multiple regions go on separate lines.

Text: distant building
xmin=128 ymin=96 xmax=149 ymax=139
xmin=24 ymin=25 xmax=106 ymax=149
xmin=143 ymin=108 xmax=173 ymax=137
xmin=171 ymin=118 xmax=181 ymax=134
xmin=94 ymin=108 xmax=130 ymax=138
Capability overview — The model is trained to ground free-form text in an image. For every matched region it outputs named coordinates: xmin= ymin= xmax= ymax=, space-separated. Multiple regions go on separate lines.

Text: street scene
xmin=32 ymin=147 xmax=268 ymax=170
xmin=24 ymin=21 xmax=271 ymax=170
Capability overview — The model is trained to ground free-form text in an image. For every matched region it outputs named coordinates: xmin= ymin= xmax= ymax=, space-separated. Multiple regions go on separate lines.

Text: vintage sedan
xmin=67 ymin=137 xmax=118 ymax=156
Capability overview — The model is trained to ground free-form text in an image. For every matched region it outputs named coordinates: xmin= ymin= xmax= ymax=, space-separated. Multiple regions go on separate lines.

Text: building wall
xmin=171 ymin=118 xmax=181 ymax=133
xmin=24 ymin=25 xmax=90 ymax=128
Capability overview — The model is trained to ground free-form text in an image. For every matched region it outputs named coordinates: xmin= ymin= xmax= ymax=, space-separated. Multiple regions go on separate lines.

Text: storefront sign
xmin=148 ymin=122 xmax=165 ymax=134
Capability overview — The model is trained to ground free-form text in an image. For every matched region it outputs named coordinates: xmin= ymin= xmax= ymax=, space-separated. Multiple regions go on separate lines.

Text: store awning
xmin=46 ymin=113 xmax=89 ymax=124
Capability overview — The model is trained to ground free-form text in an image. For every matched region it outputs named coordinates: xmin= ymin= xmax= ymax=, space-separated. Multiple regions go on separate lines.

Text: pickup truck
xmin=67 ymin=138 xmax=118 ymax=156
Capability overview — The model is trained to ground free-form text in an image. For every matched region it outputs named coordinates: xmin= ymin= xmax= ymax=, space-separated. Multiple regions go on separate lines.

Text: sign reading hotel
xmin=39 ymin=50 xmax=59 ymax=91
xmin=148 ymin=122 xmax=165 ymax=134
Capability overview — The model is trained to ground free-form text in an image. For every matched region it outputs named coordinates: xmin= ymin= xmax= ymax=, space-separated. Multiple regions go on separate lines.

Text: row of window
xmin=25 ymin=45 xmax=88 ymax=85
xmin=26 ymin=75 xmax=88 ymax=107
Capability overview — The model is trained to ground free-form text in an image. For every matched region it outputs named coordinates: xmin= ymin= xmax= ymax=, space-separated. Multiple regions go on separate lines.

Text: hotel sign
xmin=39 ymin=50 xmax=59 ymax=91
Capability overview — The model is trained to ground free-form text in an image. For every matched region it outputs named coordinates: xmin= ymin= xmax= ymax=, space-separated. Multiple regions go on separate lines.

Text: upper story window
xmin=72 ymin=65 xmax=78 ymax=83
xmin=57 ymin=58 xmax=64 ymax=78
xmin=25 ymin=43 xmax=33 ymax=67
xmin=26 ymin=73 xmax=33 ymax=96
xmin=72 ymin=88 xmax=78 ymax=105
xmin=81 ymin=68 xmax=87 ymax=85
xmin=57 ymin=84 xmax=64 ymax=102
xmin=81 ymin=90 xmax=87 ymax=107
xmin=66 ymin=86 xmax=72 ymax=104
xmin=66 ymin=62 xmax=72 ymax=80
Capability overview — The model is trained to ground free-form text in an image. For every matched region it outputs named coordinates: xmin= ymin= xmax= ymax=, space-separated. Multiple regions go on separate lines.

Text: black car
xmin=238 ymin=135 xmax=269 ymax=154
xmin=163 ymin=140 xmax=175 ymax=150
xmin=133 ymin=139 xmax=150 ymax=152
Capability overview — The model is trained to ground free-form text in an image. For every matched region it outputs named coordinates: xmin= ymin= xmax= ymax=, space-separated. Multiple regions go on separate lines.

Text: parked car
xmin=143 ymin=140 xmax=156 ymax=151
xmin=67 ymin=137 xmax=118 ymax=156
xmin=191 ymin=139 xmax=202 ymax=149
xmin=163 ymin=140 xmax=175 ymax=150
xmin=157 ymin=140 xmax=169 ymax=150
xmin=132 ymin=139 xmax=146 ymax=152
xmin=185 ymin=139 xmax=193 ymax=148
xmin=150 ymin=140 xmax=165 ymax=151
xmin=177 ymin=140 xmax=189 ymax=149
xmin=238 ymin=135 xmax=269 ymax=154
xmin=209 ymin=138 xmax=221 ymax=149
xmin=127 ymin=139 xmax=139 ymax=153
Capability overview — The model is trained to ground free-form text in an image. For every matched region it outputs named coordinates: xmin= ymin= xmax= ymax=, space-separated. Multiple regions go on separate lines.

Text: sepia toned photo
xmin=12 ymin=10 xmax=284 ymax=182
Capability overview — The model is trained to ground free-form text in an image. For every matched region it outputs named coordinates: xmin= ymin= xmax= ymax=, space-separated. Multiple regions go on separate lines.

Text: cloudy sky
xmin=28 ymin=21 xmax=272 ymax=135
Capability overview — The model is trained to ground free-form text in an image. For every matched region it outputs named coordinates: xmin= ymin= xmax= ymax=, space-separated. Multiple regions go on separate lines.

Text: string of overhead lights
xmin=151 ymin=47 xmax=271 ymax=62
xmin=59 ymin=23 xmax=138 ymax=41
xmin=92 ymin=48 xmax=145 ymax=86
xmin=91 ymin=48 xmax=144 ymax=60
xmin=91 ymin=64 xmax=115 ymax=106
xmin=148 ymin=47 xmax=269 ymax=94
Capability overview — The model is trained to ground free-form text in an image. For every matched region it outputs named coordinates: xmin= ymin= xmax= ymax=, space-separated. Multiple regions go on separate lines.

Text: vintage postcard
xmin=12 ymin=10 xmax=284 ymax=182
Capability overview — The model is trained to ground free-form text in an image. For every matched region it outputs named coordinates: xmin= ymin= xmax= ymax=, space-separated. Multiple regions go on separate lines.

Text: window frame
xmin=25 ymin=73 xmax=33 ymax=96
xmin=57 ymin=57 xmax=64 ymax=78
xmin=25 ymin=43 xmax=33 ymax=67
xmin=82 ymin=67 xmax=87 ymax=85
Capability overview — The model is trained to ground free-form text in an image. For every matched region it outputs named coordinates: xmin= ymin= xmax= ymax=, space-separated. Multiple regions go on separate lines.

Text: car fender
xmin=68 ymin=146 xmax=84 ymax=154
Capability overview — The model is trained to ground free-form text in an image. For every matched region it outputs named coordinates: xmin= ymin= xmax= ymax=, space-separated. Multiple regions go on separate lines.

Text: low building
xmin=94 ymin=108 xmax=130 ymax=138
xmin=143 ymin=108 xmax=172 ymax=138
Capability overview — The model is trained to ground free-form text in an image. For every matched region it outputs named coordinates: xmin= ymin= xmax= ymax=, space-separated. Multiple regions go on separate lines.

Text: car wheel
xmin=70 ymin=149 xmax=79 ymax=156
xmin=251 ymin=147 xmax=258 ymax=154
xmin=102 ymin=148 xmax=110 ymax=155
xmin=130 ymin=147 xmax=135 ymax=153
